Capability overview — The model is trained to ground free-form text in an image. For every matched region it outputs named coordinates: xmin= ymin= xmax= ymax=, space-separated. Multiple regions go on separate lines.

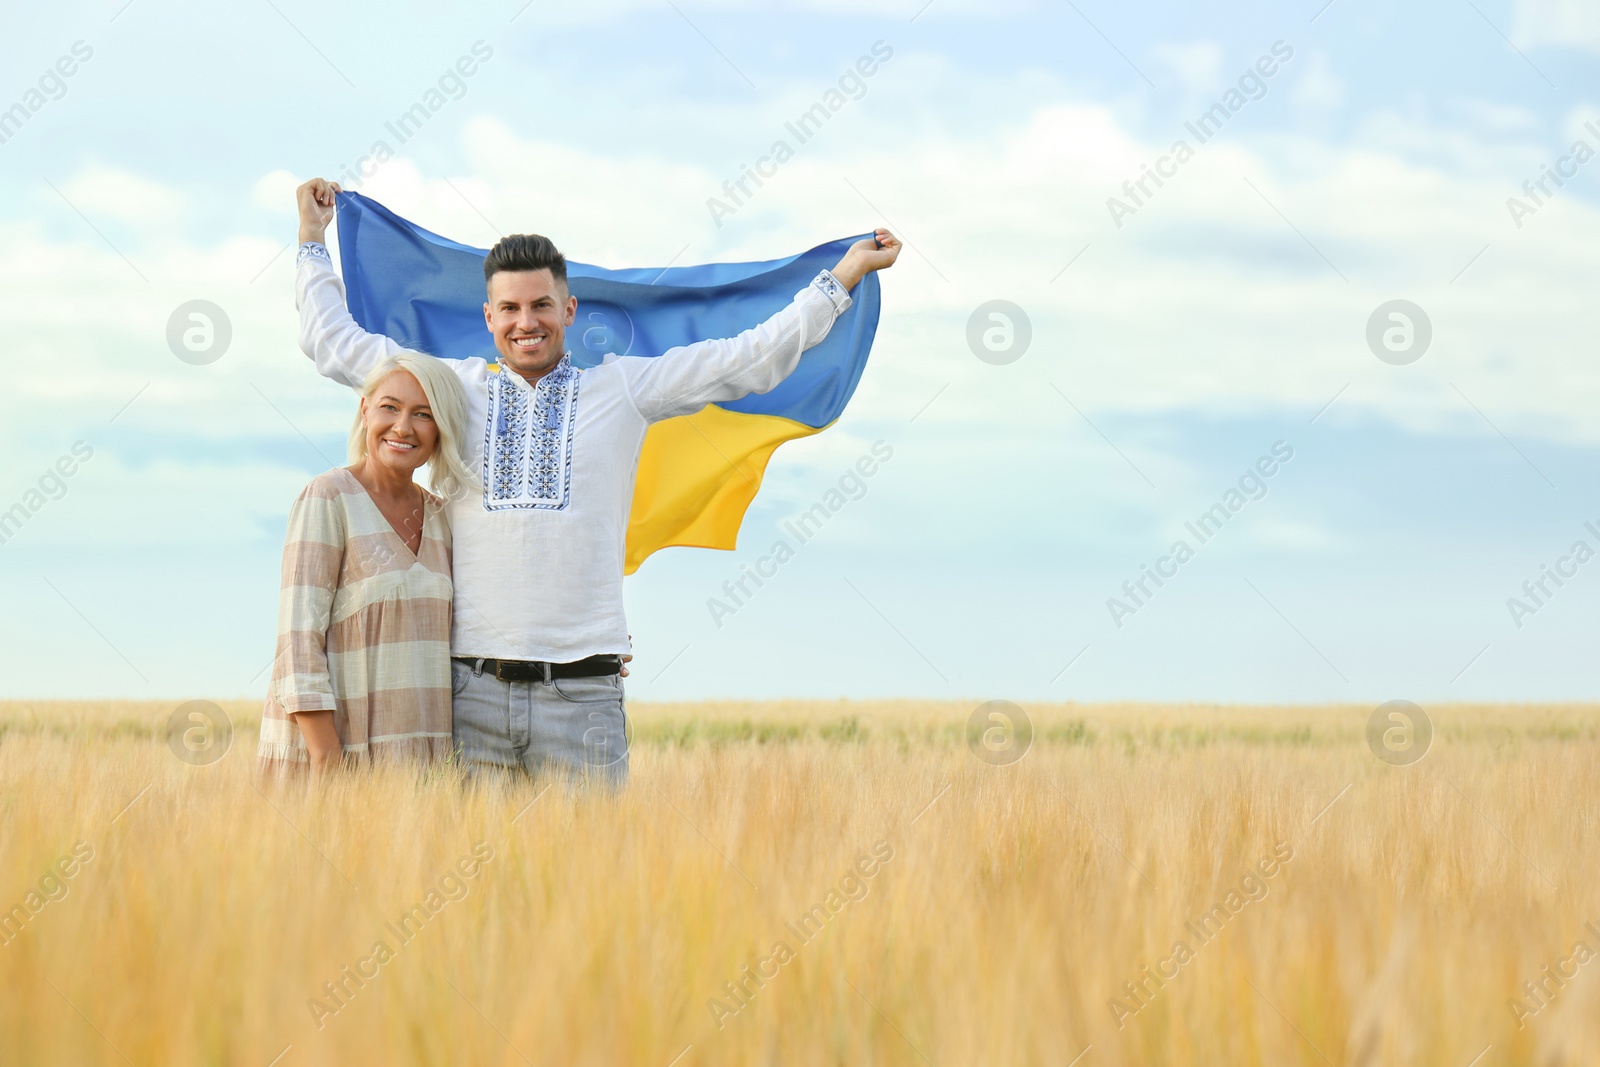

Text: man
xmin=293 ymin=177 xmax=901 ymax=785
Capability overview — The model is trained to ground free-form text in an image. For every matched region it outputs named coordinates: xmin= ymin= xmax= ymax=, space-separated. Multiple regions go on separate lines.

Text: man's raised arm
xmin=620 ymin=229 xmax=902 ymax=423
xmin=294 ymin=177 xmax=404 ymax=390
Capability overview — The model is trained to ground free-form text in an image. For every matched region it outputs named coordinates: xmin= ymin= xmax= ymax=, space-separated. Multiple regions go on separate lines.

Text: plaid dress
xmin=257 ymin=468 xmax=454 ymax=774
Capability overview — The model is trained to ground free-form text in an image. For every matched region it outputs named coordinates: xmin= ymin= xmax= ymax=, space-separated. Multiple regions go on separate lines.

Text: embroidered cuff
xmin=810 ymin=269 xmax=850 ymax=314
xmin=297 ymin=241 xmax=331 ymax=266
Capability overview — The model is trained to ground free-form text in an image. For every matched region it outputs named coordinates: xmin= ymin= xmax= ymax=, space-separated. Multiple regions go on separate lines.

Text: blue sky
xmin=2 ymin=0 xmax=1600 ymax=705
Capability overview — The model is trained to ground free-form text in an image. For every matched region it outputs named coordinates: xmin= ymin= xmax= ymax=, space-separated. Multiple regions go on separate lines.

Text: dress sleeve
xmin=615 ymin=270 xmax=853 ymax=424
xmin=270 ymin=482 xmax=347 ymax=715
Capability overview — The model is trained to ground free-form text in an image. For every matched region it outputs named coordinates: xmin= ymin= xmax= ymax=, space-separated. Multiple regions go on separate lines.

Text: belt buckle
xmin=495 ymin=659 xmax=550 ymax=683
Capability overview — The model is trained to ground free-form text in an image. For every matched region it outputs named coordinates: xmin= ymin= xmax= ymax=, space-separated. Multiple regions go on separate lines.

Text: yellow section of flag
xmin=626 ymin=406 xmax=822 ymax=575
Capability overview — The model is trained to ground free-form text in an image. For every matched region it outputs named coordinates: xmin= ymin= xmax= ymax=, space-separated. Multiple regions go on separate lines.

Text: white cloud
xmin=1560 ymin=103 xmax=1600 ymax=142
xmin=1244 ymin=517 xmax=1344 ymax=552
xmin=1514 ymin=0 xmax=1600 ymax=54
xmin=55 ymin=165 xmax=184 ymax=226
xmin=1292 ymin=51 xmax=1346 ymax=110
xmin=1151 ymin=41 xmax=1223 ymax=96
xmin=1451 ymin=100 xmax=1541 ymax=134
xmin=251 ymin=169 xmax=301 ymax=214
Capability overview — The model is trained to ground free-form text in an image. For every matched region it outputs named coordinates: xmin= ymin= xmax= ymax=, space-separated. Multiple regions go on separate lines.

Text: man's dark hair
xmin=484 ymin=234 xmax=568 ymax=290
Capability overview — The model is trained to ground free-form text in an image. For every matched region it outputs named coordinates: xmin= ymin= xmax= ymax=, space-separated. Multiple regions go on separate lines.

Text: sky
xmin=2 ymin=0 xmax=1599 ymax=707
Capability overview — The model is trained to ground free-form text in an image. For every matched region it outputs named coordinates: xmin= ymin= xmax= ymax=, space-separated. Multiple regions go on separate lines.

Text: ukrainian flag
xmin=333 ymin=191 xmax=881 ymax=574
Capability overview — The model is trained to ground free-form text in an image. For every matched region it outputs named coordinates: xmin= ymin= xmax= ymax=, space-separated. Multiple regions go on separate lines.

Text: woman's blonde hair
xmin=348 ymin=353 xmax=478 ymax=502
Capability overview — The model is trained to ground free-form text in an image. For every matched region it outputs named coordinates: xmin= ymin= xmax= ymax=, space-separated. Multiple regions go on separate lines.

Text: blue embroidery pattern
xmin=297 ymin=242 xmax=331 ymax=266
xmin=812 ymin=269 xmax=846 ymax=309
xmin=483 ymin=355 xmax=580 ymax=512
xmin=491 ymin=381 xmax=529 ymax=500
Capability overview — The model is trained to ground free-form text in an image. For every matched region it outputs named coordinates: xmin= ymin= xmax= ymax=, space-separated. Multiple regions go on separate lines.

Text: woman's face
xmin=360 ymin=370 xmax=438 ymax=476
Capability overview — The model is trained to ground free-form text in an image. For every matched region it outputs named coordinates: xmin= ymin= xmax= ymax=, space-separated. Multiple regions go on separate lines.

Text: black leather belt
xmin=454 ymin=654 xmax=622 ymax=683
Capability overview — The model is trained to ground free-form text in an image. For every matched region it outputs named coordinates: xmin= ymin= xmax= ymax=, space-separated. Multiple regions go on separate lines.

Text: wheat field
xmin=1 ymin=698 xmax=1597 ymax=1066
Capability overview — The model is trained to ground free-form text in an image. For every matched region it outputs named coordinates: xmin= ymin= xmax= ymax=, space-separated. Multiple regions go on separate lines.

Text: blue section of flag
xmin=334 ymin=191 xmax=880 ymax=429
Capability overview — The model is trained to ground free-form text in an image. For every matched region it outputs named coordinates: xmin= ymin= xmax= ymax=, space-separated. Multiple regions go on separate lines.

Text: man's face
xmin=484 ymin=268 xmax=577 ymax=381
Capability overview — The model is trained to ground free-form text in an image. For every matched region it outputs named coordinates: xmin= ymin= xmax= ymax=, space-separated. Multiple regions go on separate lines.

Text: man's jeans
xmin=451 ymin=659 xmax=630 ymax=788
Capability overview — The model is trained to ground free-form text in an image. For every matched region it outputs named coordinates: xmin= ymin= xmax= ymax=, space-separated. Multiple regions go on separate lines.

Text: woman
xmin=257 ymin=352 xmax=475 ymax=778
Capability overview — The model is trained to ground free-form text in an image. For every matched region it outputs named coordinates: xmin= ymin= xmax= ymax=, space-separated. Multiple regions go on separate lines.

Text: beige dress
xmin=257 ymin=468 xmax=454 ymax=774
